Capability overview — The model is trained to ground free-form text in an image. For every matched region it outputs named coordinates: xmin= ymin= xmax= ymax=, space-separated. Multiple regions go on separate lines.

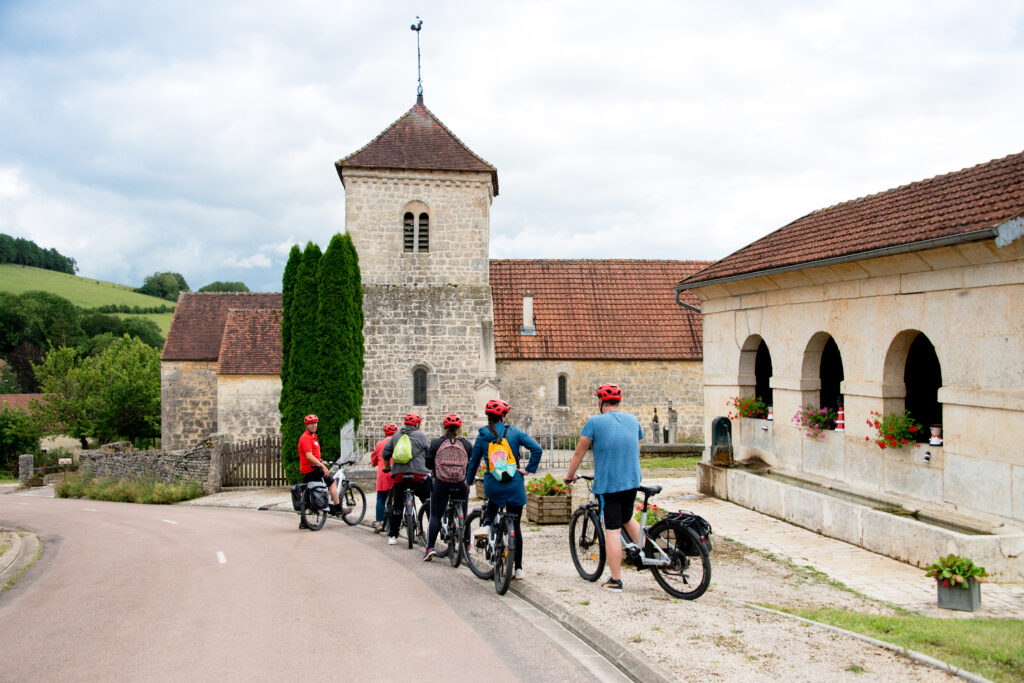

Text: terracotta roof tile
xmin=336 ymin=98 xmax=499 ymax=195
xmin=162 ymin=292 xmax=282 ymax=361
xmin=682 ymin=150 xmax=1024 ymax=286
xmin=491 ymin=260 xmax=708 ymax=361
xmin=218 ymin=309 xmax=282 ymax=375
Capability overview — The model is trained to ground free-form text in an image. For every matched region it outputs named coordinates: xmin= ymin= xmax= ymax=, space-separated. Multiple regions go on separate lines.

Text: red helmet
xmin=484 ymin=399 xmax=510 ymax=417
xmin=404 ymin=412 xmax=422 ymax=427
xmin=303 ymin=414 xmax=319 ymax=424
xmin=383 ymin=422 xmax=398 ymax=436
xmin=596 ymin=383 xmax=622 ymax=401
xmin=443 ymin=413 xmax=462 ymax=428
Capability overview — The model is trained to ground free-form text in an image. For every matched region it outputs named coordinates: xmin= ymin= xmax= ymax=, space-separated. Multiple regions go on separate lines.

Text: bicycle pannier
xmin=290 ymin=483 xmax=307 ymax=512
xmin=306 ymin=481 xmax=329 ymax=511
xmin=392 ymin=433 xmax=413 ymax=465
xmin=435 ymin=438 xmax=469 ymax=483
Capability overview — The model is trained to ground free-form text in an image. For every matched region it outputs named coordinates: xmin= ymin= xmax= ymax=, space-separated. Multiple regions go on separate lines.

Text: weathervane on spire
xmin=410 ymin=16 xmax=424 ymax=101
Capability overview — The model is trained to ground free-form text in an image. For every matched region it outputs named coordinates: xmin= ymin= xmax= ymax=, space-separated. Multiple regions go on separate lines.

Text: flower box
xmin=525 ymin=493 xmax=571 ymax=524
xmin=936 ymin=577 xmax=981 ymax=612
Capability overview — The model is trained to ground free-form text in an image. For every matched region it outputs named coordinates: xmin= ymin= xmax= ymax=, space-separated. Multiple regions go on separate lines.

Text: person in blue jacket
xmin=465 ymin=398 xmax=542 ymax=580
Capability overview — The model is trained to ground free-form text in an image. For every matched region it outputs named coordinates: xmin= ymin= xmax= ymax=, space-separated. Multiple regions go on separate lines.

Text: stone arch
xmin=799 ymin=332 xmax=845 ymax=413
xmin=882 ymin=330 xmax=943 ymax=435
xmin=739 ymin=334 xmax=773 ymax=406
xmin=401 ymin=200 xmax=430 ymax=253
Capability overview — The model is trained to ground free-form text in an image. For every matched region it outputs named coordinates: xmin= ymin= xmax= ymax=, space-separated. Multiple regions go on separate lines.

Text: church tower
xmin=335 ymin=96 xmax=500 ymax=432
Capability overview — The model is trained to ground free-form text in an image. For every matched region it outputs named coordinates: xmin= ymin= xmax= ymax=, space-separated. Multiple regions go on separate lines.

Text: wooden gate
xmin=222 ymin=436 xmax=286 ymax=487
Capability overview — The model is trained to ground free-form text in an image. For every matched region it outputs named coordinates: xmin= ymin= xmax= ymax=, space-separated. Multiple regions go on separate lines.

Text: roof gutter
xmin=674 ymin=227 xmax=1002 ymax=294
xmin=674 ymin=291 xmax=702 ymax=313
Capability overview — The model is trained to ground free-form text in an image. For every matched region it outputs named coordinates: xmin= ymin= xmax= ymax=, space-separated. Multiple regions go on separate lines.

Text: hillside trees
xmin=135 ymin=271 xmax=189 ymax=301
xmin=0 ymin=233 xmax=77 ymax=273
xmin=198 ymin=281 xmax=249 ymax=292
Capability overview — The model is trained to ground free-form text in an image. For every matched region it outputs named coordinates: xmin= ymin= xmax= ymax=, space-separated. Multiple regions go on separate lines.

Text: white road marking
xmin=82 ymin=508 xmax=98 ymax=511
xmin=18 ymin=502 xmax=30 ymax=505
xmin=217 ymin=551 xmax=227 ymax=564
xmin=161 ymin=519 xmax=178 ymax=525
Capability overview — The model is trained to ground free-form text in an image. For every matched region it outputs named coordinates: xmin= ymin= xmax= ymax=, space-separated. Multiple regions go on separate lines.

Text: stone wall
xmin=217 ymin=374 xmax=281 ymax=442
xmin=697 ymin=238 xmax=1024 ymax=525
xmin=496 ymin=359 xmax=703 ymax=441
xmin=77 ymin=440 xmax=222 ymax=494
xmin=161 ymin=360 xmax=218 ymax=450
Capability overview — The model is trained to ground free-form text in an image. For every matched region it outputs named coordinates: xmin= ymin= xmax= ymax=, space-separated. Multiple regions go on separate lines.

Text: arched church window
xmin=403 ymin=212 xmax=415 ymax=252
xmin=755 ymin=340 xmax=773 ymax=407
xmin=820 ymin=337 xmax=845 ymax=412
xmin=557 ymin=375 xmax=568 ymax=406
xmin=905 ymin=334 xmax=942 ymax=442
xmin=418 ymin=213 xmax=429 ymax=253
xmin=413 ymin=367 xmax=428 ymax=406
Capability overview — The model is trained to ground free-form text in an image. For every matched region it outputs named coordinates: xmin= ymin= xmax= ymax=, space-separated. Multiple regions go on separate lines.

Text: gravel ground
xmin=512 ymin=477 xmax=956 ymax=682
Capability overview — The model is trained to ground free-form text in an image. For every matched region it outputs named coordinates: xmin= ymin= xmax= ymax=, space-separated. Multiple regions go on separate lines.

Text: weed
xmin=845 ymin=664 xmax=866 ymax=674
xmin=630 ymin=634 xmax=644 ymax=643
xmin=557 ymin=588 xmax=570 ymax=593
xmin=578 ymin=600 xmax=590 ymax=606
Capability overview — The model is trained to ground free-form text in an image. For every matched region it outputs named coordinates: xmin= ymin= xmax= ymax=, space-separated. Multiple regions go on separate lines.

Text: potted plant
xmin=525 ymin=473 xmax=572 ymax=524
xmin=791 ymin=404 xmax=837 ymax=439
xmin=728 ymin=395 xmax=767 ymax=420
xmin=924 ymin=554 xmax=987 ymax=612
xmin=865 ymin=410 xmax=921 ymax=449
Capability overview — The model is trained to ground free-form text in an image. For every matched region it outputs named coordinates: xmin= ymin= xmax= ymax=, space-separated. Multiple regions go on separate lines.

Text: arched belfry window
xmin=755 ymin=340 xmax=773 ymax=407
xmin=557 ymin=375 xmax=568 ymax=407
xmin=402 ymin=203 xmax=430 ymax=253
xmin=413 ymin=367 xmax=428 ymax=406
xmin=820 ymin=337 xmax=845 ymax=412
xmin=905 ymin=334 xmax=942 ymax=442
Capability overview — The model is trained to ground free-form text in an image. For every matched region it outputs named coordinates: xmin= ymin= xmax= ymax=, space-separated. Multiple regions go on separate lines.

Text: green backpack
xmin=392 ymin=433 xmax=413 ymax=464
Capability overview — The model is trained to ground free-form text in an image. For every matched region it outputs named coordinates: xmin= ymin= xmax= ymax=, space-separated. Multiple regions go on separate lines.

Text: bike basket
xmin=668 ymin=511 xmax=713 ymax=553
xmin=290 ymin=483 xmax=307 ymax=512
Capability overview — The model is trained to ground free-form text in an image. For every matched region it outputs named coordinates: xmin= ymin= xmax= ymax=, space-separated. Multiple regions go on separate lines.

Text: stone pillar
xmin=205 ymin=433 xmax=231 ymax=494
xmin=668 ymin=400 xmax=679 ymax=444
xmin=18 ymin=454 xmax=34 ymax=486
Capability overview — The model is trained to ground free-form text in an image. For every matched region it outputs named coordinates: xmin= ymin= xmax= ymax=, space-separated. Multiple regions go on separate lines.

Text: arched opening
xmin=401 ymin=202 xmax=430 ymax=253
xmin=417 ymin=212 xmax=429 ymax=252
xmin=413 ymin=367 xmax=428 ymax=406
xmin=738 ymin=335 xmax=773 ymax=409
xmin=905 ymin=334 xmax=942 ymax=442
xmin=755 ymin=340 xmax=773 ymax=407
xmin=819 ymin=337 xmax=845 ymax=412
xmin=557 ymin=374 xmax=568 ymax=407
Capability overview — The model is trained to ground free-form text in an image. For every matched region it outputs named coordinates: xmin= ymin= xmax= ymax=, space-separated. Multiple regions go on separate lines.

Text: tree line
xmin=279 ymin=234 xmax=364 ymax=483
xmin=133 ymin=271 xmax=250 ymax=301
xmin=0 ymin=233 xmax=78 ymax=274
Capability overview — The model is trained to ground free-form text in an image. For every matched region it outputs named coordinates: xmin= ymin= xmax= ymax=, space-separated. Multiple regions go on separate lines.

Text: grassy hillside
xmin=0 ymin=264 xmax=175 ymax=335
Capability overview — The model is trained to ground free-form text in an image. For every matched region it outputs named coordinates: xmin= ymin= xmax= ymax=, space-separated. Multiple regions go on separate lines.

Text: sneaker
xmin=514 ymin=568 xmax=524 ymax=580
xmin=474 ymin=525 xmax=491 ymax=539
xmin=601 ymin=578 xmax=623 ymax=591
xmin=388 ymin=537 xmax=398 ymax=545
xmin=423 ymin=547 xmax=436 ymax=562
xmin=372 ymin=522 xmax=384 ymax=533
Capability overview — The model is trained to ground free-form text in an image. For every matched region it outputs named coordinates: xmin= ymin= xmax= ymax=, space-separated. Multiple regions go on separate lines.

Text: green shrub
xmin=55 ymin=470 xmax=202 ymax=504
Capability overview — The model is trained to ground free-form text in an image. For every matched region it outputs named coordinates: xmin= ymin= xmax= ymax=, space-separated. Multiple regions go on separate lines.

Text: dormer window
xmin=402 ymin=207 xmax=430 ymax=253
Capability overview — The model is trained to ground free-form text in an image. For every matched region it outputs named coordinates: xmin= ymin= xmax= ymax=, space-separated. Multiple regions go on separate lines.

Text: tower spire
xmin=410 ymin=17 xmax=423 ymax=103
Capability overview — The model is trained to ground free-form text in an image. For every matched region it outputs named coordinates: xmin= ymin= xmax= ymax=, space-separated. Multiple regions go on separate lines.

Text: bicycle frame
xmin=581 ymin=480 xmax=672 ymax=568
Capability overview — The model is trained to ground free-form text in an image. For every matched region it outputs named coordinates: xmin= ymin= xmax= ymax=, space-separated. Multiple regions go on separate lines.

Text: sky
xmin=1 ymin=1 xmax=1023 ymax=293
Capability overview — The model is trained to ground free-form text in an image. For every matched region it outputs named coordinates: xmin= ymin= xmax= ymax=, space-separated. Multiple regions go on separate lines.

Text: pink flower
xmin=942 ymin=579 xmax=950 ymax=588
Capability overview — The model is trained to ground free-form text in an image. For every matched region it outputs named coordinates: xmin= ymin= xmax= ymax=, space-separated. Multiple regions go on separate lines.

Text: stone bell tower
xmin=335 ymin=95 xmax=500 ymax=432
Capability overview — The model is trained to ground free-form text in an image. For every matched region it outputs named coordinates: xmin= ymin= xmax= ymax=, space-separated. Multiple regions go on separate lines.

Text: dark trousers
xmin=484 ymin=501 xmax=524 ymax=570
xmin=427 ymin=480 xmax=469 ymax=549
xmin=389 ymin=477 xmax=431 ymax=539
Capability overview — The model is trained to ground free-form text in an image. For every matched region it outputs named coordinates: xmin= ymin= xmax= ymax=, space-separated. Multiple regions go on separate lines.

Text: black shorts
xmin=302 ymin=471 xmax=336 ymax=487
xmin=599 ymin=489 xmax=637 ymax=531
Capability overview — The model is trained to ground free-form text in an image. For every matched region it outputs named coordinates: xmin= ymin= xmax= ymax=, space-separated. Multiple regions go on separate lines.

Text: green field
xmin=0 ymin=264 xmax=175 ymax=335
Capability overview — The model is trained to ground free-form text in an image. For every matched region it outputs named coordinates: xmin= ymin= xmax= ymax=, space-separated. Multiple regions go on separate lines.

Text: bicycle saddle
xmin=638 ymin=484 xmax=662 ymax=496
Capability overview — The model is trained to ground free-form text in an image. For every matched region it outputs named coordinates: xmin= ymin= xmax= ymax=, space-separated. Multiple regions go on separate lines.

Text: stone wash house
xmin=161 ymin=96 xmax=707 ymax=448
xmin=677 ymin=151 xmax=1024 ymax=579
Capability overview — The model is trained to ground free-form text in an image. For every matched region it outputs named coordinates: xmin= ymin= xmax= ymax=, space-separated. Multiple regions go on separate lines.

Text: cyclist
xmin=564 ymin=383 xmax=643 ymax=591
xmin=465 ymin=399 xmax=542 ymax=580
xmin=381 ymin=412 xmax=432 ymax=546
xmin=370 ymin=422 xmax=398 ymax=533
xmin=423 ymin=414 xmax=473 ymax=561
xmin=298 ymin=414 xmax=347 ymax=528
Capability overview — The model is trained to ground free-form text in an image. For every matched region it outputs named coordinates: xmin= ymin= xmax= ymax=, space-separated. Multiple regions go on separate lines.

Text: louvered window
xmin=403 ymin=213 xmax=415 ymax=252
xmin=417 ymin=213 xmax=429 ymax=252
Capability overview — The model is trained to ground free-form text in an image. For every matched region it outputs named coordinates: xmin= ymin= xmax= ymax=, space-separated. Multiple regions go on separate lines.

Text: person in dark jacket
xmin=422 ymin=413 xmax=473 ymax=561
xmin=381 ymin=412 xmax=431 ymax=546
xmin=464 ymin=399 xmax=542 ymax=579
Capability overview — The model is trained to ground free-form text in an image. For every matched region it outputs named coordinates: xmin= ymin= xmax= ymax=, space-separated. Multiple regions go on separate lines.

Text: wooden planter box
xmin=937 ymin=578 xmax=981 ymax=612
xmin=526 ymin=493 xmax=571 ymax=524
xmin=28 ymin=477 xmax=45 ymax=487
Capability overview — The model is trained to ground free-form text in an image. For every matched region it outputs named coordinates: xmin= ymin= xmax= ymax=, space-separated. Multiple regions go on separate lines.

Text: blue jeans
xmin=375 ymin=489 xmax=389 ymax=522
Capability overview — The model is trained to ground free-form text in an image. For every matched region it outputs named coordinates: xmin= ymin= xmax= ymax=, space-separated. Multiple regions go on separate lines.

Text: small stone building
xmin=678 ymin=151 xmax=1024 ymax=577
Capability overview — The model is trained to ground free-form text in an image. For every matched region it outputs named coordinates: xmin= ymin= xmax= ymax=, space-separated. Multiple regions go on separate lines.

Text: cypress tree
xmin=281 ymin=242 xmax=321 ymax=483
xmin=278 ymin=245 xmax=301 ymax=480
xmin=341 ymin=233 xmax=365 ymax=427
xmin=314 ymin=234 xmax=346 ymax=461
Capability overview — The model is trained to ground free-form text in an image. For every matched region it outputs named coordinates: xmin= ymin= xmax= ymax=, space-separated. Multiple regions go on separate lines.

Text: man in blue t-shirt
xmin=564 ymin=383 xmax=643 ymax=591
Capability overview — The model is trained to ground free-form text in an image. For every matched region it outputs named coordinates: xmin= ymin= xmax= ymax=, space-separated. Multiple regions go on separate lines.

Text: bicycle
xmin=294 ymin=459 xmax=367 ymax=531
xmin=568 ymin=475 xmax=712 ymax=600
xmin=417 ymin=490 xmax=467 ymax=568
xmin=463 ymin=478 xmax=518 ymax=595
xmin=395 ymin=473 xmax=427 ymax=548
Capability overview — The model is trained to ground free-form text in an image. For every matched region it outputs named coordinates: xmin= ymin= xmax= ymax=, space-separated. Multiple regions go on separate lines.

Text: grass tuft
xmin=56 ymin=470 xmax=202 ymax=504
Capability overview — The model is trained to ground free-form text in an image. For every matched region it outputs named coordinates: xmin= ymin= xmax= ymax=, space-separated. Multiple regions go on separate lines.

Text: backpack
xmin=435 ymin=438 xmax=469 ymax=483
xmin=486 ymin=425 xmax=517 ymax=483
xmin=392 ymin=433 xmax=413 ymax=465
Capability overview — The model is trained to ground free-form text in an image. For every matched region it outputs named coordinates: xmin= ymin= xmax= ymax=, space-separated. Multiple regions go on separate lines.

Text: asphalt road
xmin=0 ymin=494 xmax=594 ymax=682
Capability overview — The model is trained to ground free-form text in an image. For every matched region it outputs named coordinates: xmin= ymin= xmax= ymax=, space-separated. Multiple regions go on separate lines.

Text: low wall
xmin=697 ymin=462 xmax=1024 ymax=582
xmin=77 ymin=440 xmax=224 ymax=494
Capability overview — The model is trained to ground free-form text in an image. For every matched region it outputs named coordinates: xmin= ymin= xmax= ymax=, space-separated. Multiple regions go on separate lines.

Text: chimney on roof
xmin=520 ymin=291 xmax=536 ymax=336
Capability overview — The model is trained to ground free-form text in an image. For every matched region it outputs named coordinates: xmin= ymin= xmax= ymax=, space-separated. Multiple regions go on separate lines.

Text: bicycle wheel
xmin=300 ymin=493 xmax=327 ymax=531
xmin=649 ymin=522 xmax=712 ymax=600
xmin=569 ymin=508 xmax=605 ymax=581
xmin=448 ymin=507 xmax=464 ymax=568
xmin=493 ymin=517 xmax=515 ymax=596
xmin=341 ymin=483 xmax=366 ymax=526
xmin=405 ymin=499 xmax=416 ymax=549
xmin=463 ymin=509 xmax=494 ymax=580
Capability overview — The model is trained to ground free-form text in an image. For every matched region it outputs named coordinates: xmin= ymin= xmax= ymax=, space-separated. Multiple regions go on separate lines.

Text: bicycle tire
xmin=448 ymin=506 xmax=464 ymax=568
xmin=341 ymin=483 xmax=366 ymax=526
xmin=300 ymin=493 xmax=327 ymax=531
xmin=569 ymin=507 xmax=605 ymax=581
xmin=493 ymin=517 xmax=515 ymax=596
xmin=463 ymin=509 xmax=494 ymax=580
xmin=649 ymin=522 xmax=712 ymax=600
xmin=405 ymin=498 xmax=416 ymax=549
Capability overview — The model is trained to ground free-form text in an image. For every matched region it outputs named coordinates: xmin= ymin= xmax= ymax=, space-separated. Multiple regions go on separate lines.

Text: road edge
xmin=1 ymin=530 xmax=41 ymax=592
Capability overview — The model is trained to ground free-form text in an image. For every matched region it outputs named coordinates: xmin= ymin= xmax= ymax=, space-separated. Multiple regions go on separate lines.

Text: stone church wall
xmin=161 ymin=361 xmax=218 ymax=450
xmin=496 ymin=359 xmax=704 ymax=442
xmin=217 ymin=375 xmax=281 ymax=442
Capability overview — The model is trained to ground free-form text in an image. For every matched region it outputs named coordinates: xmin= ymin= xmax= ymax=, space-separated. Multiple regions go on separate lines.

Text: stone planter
xmin=525 ymin=493 xmax=571 ymax=524
xmin=936 ymin=577 xmax=981 ymax=612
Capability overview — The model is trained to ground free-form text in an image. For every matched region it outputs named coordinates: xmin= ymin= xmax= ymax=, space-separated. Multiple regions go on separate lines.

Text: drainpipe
xmin=674 ymin=289 xmax=701 ymax=313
